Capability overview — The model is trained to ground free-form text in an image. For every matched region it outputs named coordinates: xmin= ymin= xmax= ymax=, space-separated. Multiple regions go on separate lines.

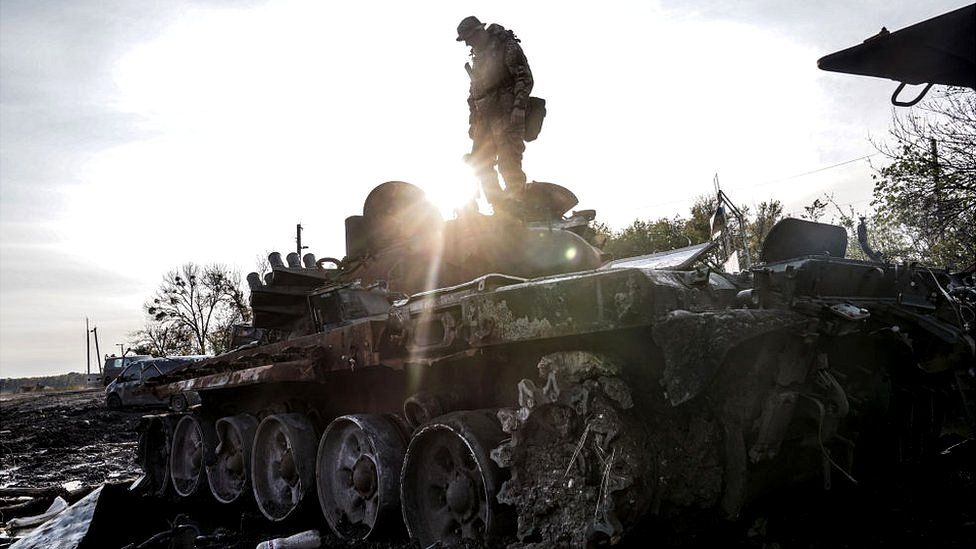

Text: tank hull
xmin=141 ymin=234 xmax=974 ymax=544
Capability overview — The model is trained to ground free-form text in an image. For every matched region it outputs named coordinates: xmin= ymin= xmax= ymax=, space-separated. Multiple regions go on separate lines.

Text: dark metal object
xmin=250 ymin=414 xmax=317 ymax=522
xmin=400 ymin=411 xmax=508 ymax=546
xmin=137 ymin=416 xmax=175 ymax=498
xmin=711 ymin=176 xmax=752 ymax=268
xmin=316 ymin=414 xmax=407 ymax=540
xmin=600 ymin=241 xmax=717 ymax=271
xmin=207 ymin=414 xmax=258 ymax=504
xmin=169 ymin=415 xmax=215 ymax=498
xmin=891 ymin=81 xmax=935 ymax=107
xmin=761 ymin=218 xmax=848 ymax=263
xmin=403 ymin=392 xmax=450 ymax=429
xmin=857 ymin=216 xmax=886 ymax=262
xmin=818 ymin=4 xmax=976 ymax=104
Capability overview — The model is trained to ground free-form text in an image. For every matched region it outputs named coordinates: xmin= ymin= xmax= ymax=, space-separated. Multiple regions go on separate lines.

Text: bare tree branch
xmin=145 ymin=263 xmax=251 ymax=355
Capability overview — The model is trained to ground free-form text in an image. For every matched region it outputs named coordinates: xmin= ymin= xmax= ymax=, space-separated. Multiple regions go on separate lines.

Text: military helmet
xmin=456 ymin=16 xmax=485 ymax=41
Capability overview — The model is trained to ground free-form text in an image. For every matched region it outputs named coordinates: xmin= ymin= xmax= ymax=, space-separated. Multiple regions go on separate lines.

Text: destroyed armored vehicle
xmin=136 ymin=176 xmax=975 ymax=547
xmin=131 ymin=6 xmax=976 ymax=546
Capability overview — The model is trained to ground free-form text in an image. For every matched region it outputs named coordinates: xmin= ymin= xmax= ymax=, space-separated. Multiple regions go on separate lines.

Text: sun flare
xmin=418 ymin=163 xmax=485 ymax=220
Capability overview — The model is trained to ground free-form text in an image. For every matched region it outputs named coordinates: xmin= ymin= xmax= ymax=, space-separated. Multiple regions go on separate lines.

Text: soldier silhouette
xmin=458 ymin=16 xmax=533 ymax=214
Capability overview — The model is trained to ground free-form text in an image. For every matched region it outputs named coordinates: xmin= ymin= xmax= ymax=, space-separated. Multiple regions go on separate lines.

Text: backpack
xmin=525 ymin=97 xmax=546 ymax=142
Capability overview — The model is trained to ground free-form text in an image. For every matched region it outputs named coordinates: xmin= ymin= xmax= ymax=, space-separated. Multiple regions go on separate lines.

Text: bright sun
xmin=419 ymin=162 xmax=485 ymax=219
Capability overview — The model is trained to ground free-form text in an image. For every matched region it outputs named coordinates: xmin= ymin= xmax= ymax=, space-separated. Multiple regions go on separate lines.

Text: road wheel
xmin=170 ymin=414 xmax=216 ymax=498
xmin=251 ymin=413 xmax=317 ymax=521
xmin=400 ymin=410 xmax=510 ymax=546
xmin=137 ymin=416 xmax=174 ymax=497
xmin=106 ymin=394 xmax=122 ymax=410
xmin=170 ymin=393 xmax=189 ymax=413
xmin=316 ymin=414 xmax=407 ymax=540
xmin=207 ymin=414 xmax=258 ymax=504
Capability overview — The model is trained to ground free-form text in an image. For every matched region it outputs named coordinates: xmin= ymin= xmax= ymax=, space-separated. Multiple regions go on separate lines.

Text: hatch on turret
xmin=761 ymin=218 xmax=848 ymax=263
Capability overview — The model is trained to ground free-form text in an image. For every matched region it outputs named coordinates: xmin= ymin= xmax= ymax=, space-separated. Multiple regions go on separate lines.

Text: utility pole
xmin=91 ymin=326 xmax=102 ymax=374
xmin=86 ymin=318 xmax=91 ymax=376
xmin=931 ymin=138 xmax=944 ymax=231
xmin=296 ymin=223 xmax=308 ymax=258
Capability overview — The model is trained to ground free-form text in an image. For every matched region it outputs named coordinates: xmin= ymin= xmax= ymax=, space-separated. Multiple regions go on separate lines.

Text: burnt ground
xmin=0 ymin=389 xmax=141 ymax=490
xmin=1 ymin=389 xmax=974 ymax=548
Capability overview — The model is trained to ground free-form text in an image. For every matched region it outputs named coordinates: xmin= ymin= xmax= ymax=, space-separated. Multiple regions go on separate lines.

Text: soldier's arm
xmin=504 ymin=41 xmax=533 ymax=113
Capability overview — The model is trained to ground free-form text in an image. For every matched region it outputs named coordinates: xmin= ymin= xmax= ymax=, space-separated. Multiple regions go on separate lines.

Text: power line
xmin=725 ymin=153 xmax=881 ymax=191
xmin=628 ymin=153 xmax=882 ymax=215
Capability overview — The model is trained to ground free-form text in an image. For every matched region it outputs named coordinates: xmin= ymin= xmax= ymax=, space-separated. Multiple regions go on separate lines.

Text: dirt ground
xmin=1 ymin=389 xmax=974 ymax=548
xmin=0 ymin=389 xmax=141 ymax=490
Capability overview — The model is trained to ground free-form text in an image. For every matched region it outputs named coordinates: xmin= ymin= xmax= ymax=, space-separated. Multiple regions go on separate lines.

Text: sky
xmin=0 ymin=0 xmax=967 ymax=377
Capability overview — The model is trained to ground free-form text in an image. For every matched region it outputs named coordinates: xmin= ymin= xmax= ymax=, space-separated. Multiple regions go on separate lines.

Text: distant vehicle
xmin=105 ymin=356 xmax=208 ymax=409
xmin=101 ymin=354 xmax=151 ymax=386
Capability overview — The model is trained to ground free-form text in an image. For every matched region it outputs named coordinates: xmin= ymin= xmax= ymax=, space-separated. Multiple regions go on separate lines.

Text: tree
xmin=685 ymin=195 xmax=717 ymax=245
xmin=129 ymin=320 xmax=194 ymax=357
xmin=254 ymin=251 xmax=272 ymax=278
xmin=800 ymin=192 xmax=931 ymax=264
xmin=801 ymin=193 xmax=869 ymax=261
xmin=748 ymin=200 xmax=783 ymax=259
xmin=871 ymin=88 xmax=976 ymax=267
xmin=594 ymin=195 xmax=783 ymax=268
xmin=599 ymin=217 xmax=690 ymax=259
xmin=595 ymin=195 xmax=779 ymax=262
xmin=145 ymin=263 xmax=250 ymax=355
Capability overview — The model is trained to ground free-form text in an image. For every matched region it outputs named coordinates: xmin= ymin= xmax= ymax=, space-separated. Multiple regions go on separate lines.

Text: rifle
xmin=464 ymin=62 xmax=546 ymax=141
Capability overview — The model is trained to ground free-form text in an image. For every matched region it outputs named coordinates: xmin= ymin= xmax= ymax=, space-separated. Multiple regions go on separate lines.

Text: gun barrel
xmin=817 ymin=4 xmax=975 ymax=89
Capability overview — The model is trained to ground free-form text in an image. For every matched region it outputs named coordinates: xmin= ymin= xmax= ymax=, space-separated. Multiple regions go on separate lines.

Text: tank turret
xmin=336 ymin=180 xmax=603 ymax=294
xmin=247 ymin=180 xmax=604 ymax=338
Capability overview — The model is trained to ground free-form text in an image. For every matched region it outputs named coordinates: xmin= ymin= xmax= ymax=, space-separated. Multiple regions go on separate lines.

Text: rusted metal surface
xmin=161 ymin=361 xmax=320 ymax=394
xmin=137 ymin=176 xmax=976 ymax=548
xmin=318 ymin=318 xmax=386 ymax=371
xmin=457 ymin=267 xmax=739 ymax=346
xmin=152 ymin=317 xmax=388 ymax=398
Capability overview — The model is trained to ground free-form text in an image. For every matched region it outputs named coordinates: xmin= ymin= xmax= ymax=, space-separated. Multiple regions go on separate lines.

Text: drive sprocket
xmin=491 ymin=351 xmax=652 ymax=547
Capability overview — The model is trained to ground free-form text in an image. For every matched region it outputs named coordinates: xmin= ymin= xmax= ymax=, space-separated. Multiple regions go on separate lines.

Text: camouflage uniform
xmin=461 ymin=20 xmax=534 ymax=207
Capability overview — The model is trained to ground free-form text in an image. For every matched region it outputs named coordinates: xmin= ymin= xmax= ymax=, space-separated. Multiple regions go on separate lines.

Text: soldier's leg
xmin=470 ymin=124 xmax=504 ymax=206
xmin=494 ymin=123 xmax=527 ymax=197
